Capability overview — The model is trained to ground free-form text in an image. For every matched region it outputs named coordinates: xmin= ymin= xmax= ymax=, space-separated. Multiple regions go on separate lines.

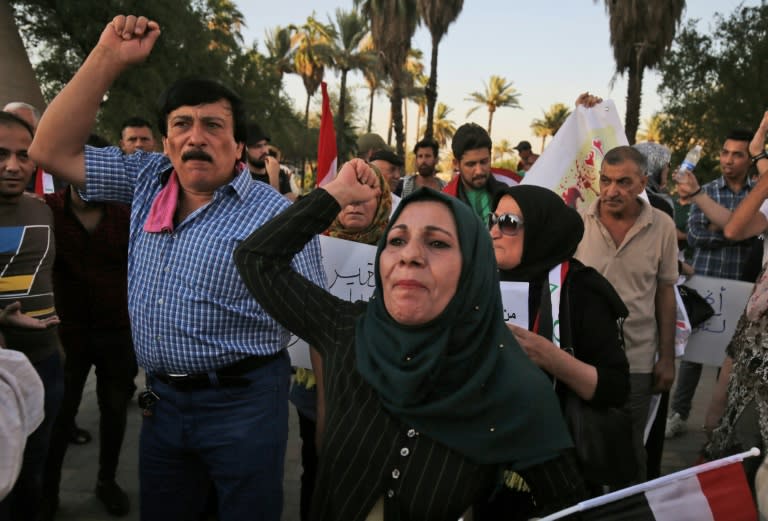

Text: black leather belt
xmin=153 ymin=351 xmax=283 ymax=391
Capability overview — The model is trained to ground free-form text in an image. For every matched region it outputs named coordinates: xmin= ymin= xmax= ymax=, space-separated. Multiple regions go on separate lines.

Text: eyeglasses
xmin=488 ymin=212 xmax=524 ymax=236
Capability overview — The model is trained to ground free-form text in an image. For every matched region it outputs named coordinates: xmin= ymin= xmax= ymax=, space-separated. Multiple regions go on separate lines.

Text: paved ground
xmin=52 ymin=363 xmax=719 ymax=520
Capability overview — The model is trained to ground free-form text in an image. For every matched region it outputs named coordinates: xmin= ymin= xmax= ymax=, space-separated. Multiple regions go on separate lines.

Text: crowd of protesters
xmin=2 ymin=13 xmax=768 ymax=521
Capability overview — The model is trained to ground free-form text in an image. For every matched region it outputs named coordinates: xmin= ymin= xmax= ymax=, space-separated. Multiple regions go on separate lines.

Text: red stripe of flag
xmin=698 ymin=460 xmax=756 ymax=521
xmin=315 ymin=81 xmax=337 ymax=188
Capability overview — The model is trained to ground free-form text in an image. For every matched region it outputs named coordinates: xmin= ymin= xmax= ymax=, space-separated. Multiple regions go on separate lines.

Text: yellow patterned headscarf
xmin=326 ymin=163 xmax=392 ymax=246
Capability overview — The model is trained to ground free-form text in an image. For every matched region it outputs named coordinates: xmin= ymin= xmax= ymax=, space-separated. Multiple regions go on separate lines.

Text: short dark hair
xmin=156 ymin=78 xmax=246 ymax=143
xmin=726 ymin=128 xmax=754 ymax=144
xmin=451 ymin=123 xmax=491 ymax=161
xmin=87 ymin=133 xmax=111 ymax=148
xmin=602 ymin=146 xmax=647 ymax=176
xmin=246 ymin=123 xmax=270 ymax=146
xmin=0 ymin=111 xmax=34 ymax=138
xmin=370 ymin=149 xmax=404 ymax=167
xmin=120 ymin=116 xmax=152 ymax=135
xmin=413 ymin=138 xmax=439 ymax=157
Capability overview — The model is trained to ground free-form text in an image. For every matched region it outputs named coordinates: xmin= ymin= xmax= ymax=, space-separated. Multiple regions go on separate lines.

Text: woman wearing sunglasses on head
xmin=475 ymin=185 xmax=632 ymax=519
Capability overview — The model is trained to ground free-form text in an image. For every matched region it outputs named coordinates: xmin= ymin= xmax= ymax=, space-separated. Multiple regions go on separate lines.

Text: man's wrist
xmin=688 ymin=187 xmax=703 ymax=199
xmin=751 ymin=150 xmax=768 ymax=164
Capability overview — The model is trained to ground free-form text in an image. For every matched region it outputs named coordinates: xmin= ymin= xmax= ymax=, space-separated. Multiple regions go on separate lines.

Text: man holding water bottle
xmin=668 ymin=129 xmax=760 ymax=438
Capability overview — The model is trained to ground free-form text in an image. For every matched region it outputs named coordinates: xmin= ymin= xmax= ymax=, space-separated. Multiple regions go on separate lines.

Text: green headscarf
xmin=326 ymin=164 xmax=392 ymax=245
xmin=355 ymin=188 xmax=572 ymax=467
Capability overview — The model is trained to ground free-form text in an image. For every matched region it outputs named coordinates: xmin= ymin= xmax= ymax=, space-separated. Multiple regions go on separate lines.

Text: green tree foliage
xmin=530 ymin=102 xmax=571 ymax=151
xmin=417 ymin=0 xmax=464 ymax=141
xmin=357 ymin=0 xmax=419 ymax=157
xmin=325 ymin=7 xmax=374 ymax=160
xmin=421 ymin=102 xmax=455 ymax=148
xmin=465 ymin=75 xmax=521 ymax=139
xmin=10 ymin=0 xmax=301 ymax=155
xmin=657 ymin=4 xmax=768 ymax=178
xmin=599 ymin=0 xmax=685 ymax=145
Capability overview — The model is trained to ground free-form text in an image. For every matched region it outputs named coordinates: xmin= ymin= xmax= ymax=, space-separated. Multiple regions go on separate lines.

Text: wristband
xmin=752 ymin=151 xmax=768 ymax=164
xmin=688 ymin=187 xmax=702 ymax=198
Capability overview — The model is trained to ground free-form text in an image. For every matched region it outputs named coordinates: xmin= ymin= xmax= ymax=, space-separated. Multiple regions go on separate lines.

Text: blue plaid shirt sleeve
xmin=83 ymin=145 xmax=170 ymax=204
xmin=687 ymin=198 xmax=726 ymax=248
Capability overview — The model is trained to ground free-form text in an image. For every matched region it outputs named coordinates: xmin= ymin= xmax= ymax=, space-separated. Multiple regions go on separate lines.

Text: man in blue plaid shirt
xmin=29 ymin=15 xmax=325 ymax=521
xmin=666 ymin=128 xmax=759 ymax=440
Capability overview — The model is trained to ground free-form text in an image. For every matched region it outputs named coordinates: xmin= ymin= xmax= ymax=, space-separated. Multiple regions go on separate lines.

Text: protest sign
xmin=681 ymin=275 xmax=754 ymax=367
xmin=521 ymin=100 xmax=628 ymax=212
xmin=288 ymin=235 xmax=377 ymax=368
xmin=500 ymin=281 xmax=529 ymax=329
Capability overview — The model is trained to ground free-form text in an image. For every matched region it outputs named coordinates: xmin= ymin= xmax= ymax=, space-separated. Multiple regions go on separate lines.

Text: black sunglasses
xmin=488 ymin=212 xmax=524 ymax=236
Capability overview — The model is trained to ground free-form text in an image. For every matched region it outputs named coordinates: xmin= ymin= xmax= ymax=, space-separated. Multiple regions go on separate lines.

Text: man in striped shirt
xmin=29 ymin=15 xmax=325 ymax=521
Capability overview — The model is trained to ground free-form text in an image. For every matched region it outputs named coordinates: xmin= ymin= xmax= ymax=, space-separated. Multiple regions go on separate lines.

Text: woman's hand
xmin=508 ymin=324 xmax=558 ymax=372
xmin=323 ymin=159 xmax=380 ymax=208
xmin=750 ymin=111 xmax=768 ymax=157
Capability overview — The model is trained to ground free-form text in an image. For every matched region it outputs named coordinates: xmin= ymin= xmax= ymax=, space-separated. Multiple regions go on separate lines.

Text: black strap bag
xmin=677 ymin=284 xmax=715 ymax=328
xmin=557 ymin=267 xmax=637 ymax=488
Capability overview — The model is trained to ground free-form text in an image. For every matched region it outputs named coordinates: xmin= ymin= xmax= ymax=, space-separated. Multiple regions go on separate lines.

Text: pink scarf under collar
xmin=143 ymin=170 xmax=180 ymax=233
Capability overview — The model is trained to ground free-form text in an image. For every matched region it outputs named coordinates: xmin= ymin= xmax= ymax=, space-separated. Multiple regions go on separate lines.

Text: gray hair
xmin=2 ymin=102 xmax=41 ymax=126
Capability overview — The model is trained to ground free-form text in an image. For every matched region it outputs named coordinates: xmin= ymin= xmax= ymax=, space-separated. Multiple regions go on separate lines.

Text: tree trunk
xmin=367 ymin=88 xmax=375 ymax=133
xmin=387 ymin=104 xmax=393 ymax=146
xmin=391 ymin=83 xmax=405 ymax=157
xmin=337 ymin=69 xmax=348 ymax=161
xmin=403 ymin=97 xmax=408 ymax=151
xmin=540 ymin=136 xmax=546 ymax=152
xmin=625 ymin=57 xmax=643 ymax=146
xmin=424 ymin=34 xmax=440 ymax=141
xmin=0 ymin=0 xmax=46 ymax=109
xmin=487 ymin=108 xmax=494 ymax=140
xmin=415 ymin=107 xmax=422 ymax=144
xmin=301 ymin=92 xmax=311 ymax=183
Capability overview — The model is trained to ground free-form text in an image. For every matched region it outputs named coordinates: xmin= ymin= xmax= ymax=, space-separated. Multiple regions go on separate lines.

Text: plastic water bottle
xmin=674 ymin=144 xmax=702 ymax=181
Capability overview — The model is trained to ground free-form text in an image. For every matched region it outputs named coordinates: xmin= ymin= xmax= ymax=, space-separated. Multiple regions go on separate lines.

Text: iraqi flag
xmin=315 ymin=81 xmax=337 ymax=187
xmin=541 ymin=449 xmax=759 ymax=521
xmin=490 ymin=167 xmax=523 ymax=186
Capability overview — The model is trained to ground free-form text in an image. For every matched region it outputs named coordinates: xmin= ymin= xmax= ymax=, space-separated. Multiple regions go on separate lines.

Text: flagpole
xmin=538 ymin=447 xmax=761 ymax=521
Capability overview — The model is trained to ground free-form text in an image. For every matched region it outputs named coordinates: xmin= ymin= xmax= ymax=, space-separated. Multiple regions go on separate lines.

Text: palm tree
xmin=413 ymin=74 xmax=429 ymax=142
xmin=401 ymin=48 xmax=424 ymax=148
xmin=357 ymin=0 xmax=419 ymax=157
xmin=326 ymin=7 xmax=375 ymax=160
xmin=465 ymin=75 xmax=521 ymax=138
xmin=290 ymin=15 xmax=333 ymax=128
xmin=422 ymin=102 xmax=455 ymax=148
xmin=493 ymin=139 xmax=514 ymax=163
xmin=417 ymin=0 xmax=464 ymax=141
xmin=599 ymin=0 xmax=685 ymax=144
xmin=359 ymin=33 xmax=386 ymax=133
xmin=264 ymin=26 xmax=294 ymax=81
xmin=203 ymin=0 xmax=245 ymax=54
xmin=530 ymin=102 xmax=572 ymax=151
xmin=637 ymin=113 xmax=665 ymax=143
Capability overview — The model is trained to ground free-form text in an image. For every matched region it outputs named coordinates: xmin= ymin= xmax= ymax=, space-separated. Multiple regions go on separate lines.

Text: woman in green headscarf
xmin=235 ymin=159 xmax=582 ymax=521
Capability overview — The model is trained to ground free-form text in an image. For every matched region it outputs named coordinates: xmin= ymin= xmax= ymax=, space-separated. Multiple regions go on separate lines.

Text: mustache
xmin=181 ymin=149 xmax=213 ymax=163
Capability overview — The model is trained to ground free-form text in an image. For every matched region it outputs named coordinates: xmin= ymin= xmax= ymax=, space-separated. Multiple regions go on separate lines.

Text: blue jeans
xmin=0 ymin=350 xmax=64 ymax=521
xmin=139 ymin=351 xmax=290 ymax=521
